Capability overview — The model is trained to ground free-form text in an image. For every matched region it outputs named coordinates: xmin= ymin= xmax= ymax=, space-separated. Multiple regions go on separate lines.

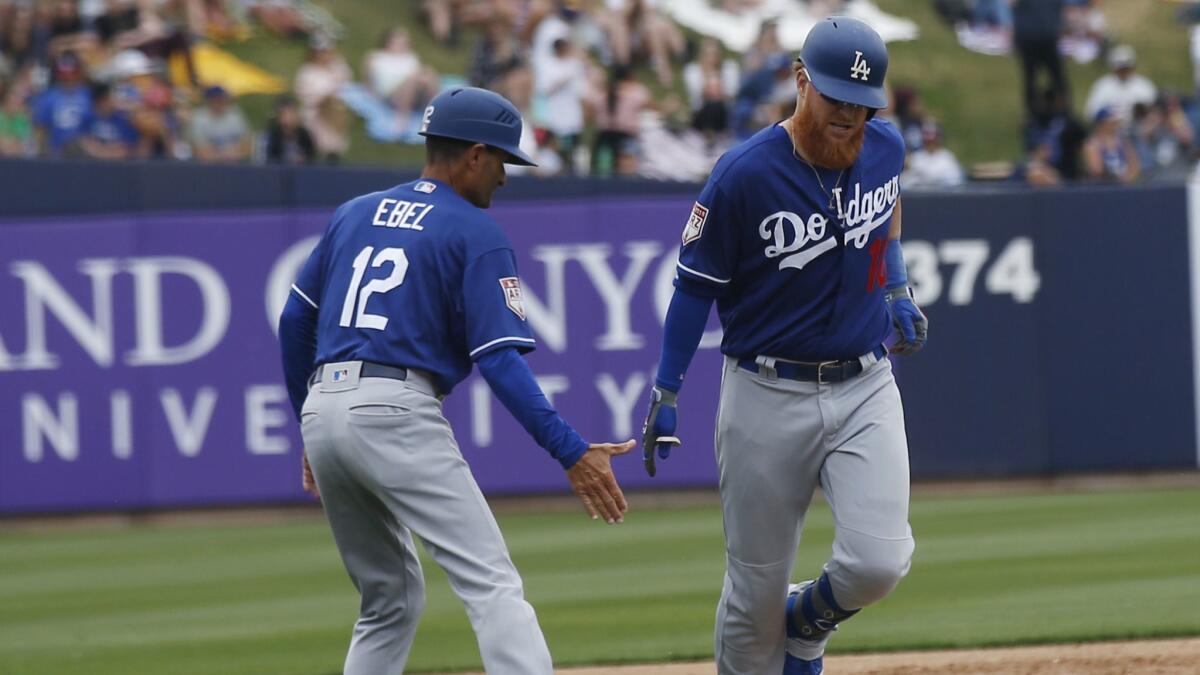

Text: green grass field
xmin=1 ymin=485 xmax=1198 ymax=675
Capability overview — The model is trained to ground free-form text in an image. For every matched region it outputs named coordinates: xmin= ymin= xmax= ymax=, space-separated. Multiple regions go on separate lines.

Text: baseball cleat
xmin=786 ymin=580 xmax=815 ymax=640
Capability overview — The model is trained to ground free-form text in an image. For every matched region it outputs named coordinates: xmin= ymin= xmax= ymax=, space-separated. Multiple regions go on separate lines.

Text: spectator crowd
xmin=0 ymin=0 xmax=339 ymax=164
xmin=935 ymin=0 xmax=1200 ymax=188
xmin=1 ymin=0 xmax=1199 ymax=186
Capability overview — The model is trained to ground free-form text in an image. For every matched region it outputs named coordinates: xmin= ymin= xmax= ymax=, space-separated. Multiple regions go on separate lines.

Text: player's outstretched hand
xmin=641 ymin=386 xmax=682 ymax=477
xmin=301 ymin=452 xmax=320 ymax=500
xmin=566 ymin=440 xmax=635 ymax=524
xmin=885 ymin=286 xmax=928 ymax=356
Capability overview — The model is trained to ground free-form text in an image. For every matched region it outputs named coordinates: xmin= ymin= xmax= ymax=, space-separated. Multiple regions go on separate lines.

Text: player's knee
xmin=361 ymin=574 xmax=426 ymax=625
xmin=832 ymin=536 xmax=914 ymax=607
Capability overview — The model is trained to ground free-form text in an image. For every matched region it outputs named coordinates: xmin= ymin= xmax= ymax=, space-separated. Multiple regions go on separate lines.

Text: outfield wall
xmin=0 ymin=159 xmax=1195 ymax=513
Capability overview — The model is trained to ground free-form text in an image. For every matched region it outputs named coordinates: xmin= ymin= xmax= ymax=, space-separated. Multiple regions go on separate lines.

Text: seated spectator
xmin=1024 ymin=87 xmax=1086 ymax=180
xmin=534 ymin=37 xmax=586 ymax=171
xmin=0 ymin=80 xmax=34 ymax=157
xmin=592 ymin=64 xmax=650 ymax=176
xmin=531 ymin=130 xmax=566 ymax=176
xmin=107 ymin=48 xmax=184 ymax=159
xmin=901 ymin=121 xmax=965 ymax=189
xmin=613 ymin=136 xmax=640 ymax=176
xmin=682 ymin=38 xmax=739 ymax=143
xmin=469 ymin=13 xmax=531 ymax=110
xmin=740 ymin=17 xmax=780 ymax=74
xmin=264 ymin=94 xmax=316 ymax=164
xmin=1082 ymin=106 xmax=1139 ymax=183
xmin=972 ymin=0 xmax=1013 ymax=32
xmin=190 ymin=85 xmax=251 ymax=162
xmin=1018 ymin=137 xmax=1063 ymax=187
xmin=1060 ymin=0 xmax=1108 ymax=64
xmin=243 ymin=0 xmax=309 ymax=40
xmin=294 ymin=33 xmax=352 ymax=161
xmin=531 ymin=0 xmax=611 ymax=66
xmin=422 ymin=0 xmax=508 ymax=46
xmin=32 ymin=52 xmax=92 ymax=157
xmin=79 ymin=82 xmax=139 ymax=159
xmin=95 ymin=0 xmax=198 ymax=86
xmin=1 ymin=3 xmax=39 ymax=69
xmin=364 ymin=27 xmax=439 ymax=121
xmin=46 ymin=0 xmax=102 ymax=64
xmin=598 ymin=0 xmax=685 ymax=86
xmin=1084 ymin=45 xmax=1157 ymax=129
xmin=953 ymin=0 xmax=1012 ymax=56
xmin=1131 ymin=94 xmax=1194 ymax=176
xmin=889 ymin=85 xmax=927 ymax=151
xmin=423 ymin=0 xmax=471 ymax=46
xmin=731 ymin=52 xmax=792 ymax=140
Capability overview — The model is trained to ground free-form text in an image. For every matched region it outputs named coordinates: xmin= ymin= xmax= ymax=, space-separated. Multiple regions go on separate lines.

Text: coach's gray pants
xmin=301 ymin=366 xmax=553 ymax=675
xmin=713 ymin=355 xmax=915 ymax=674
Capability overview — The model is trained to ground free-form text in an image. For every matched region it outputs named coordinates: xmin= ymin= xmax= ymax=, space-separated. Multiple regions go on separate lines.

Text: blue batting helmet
xmin=799 ymin=16 xmax=889 ymax=110
xmin=419 ymin=87 xmax=536 ymax=166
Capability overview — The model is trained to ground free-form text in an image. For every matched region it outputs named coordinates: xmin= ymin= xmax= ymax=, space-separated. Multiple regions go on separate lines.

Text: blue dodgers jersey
xmin=677 ymin=119 xmax=905 ymax=361
xmin=291 ymin=178 xmax=535 ymax=394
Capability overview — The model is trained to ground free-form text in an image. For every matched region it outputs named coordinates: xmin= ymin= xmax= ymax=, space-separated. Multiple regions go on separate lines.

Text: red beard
xmin=794 ymin=105 xmax=866 ymax=170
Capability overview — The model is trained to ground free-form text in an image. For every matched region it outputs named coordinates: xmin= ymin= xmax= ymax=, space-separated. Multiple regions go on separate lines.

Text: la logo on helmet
xmin=421 ymin=106 xmax=435 ymax=133
xmin=850 ymin=51 xmax=871 ymax=81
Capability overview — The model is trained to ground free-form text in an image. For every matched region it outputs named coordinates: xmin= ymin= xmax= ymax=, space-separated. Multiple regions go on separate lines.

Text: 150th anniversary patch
xmin=499 ymin=277 xmax=526 ymax=320
xmin=682 ymin=201 xmax=709 ymax=245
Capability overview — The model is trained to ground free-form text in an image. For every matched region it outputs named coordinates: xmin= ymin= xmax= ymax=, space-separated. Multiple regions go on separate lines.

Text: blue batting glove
xmin=885 ymin=286 xmax=928 ymax=355
xmin=641 ymin=386 xmax=681 ymax=477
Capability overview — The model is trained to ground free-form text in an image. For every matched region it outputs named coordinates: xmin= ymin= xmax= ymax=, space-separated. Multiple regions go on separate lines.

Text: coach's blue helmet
xmin=419 ymin=86 xmax=536 ymax=166
xmin=799 ymin=16 xmax=889 ymax=110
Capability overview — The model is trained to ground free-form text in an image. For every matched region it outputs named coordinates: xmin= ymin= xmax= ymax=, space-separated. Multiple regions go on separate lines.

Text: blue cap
xmin=799 ymin=16 xmax=889 ymax=109
xmin=419 ymin=87 xmax=536 ymax=166
xmin=765 ymin=52 xmax=793 ymax=72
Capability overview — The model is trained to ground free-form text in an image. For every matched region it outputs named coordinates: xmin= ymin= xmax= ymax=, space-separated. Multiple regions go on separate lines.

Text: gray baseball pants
xmin=300 ymin=362 xmax=553 ymax=675
xmin=713 ymin=354 xmax=915 ymax=674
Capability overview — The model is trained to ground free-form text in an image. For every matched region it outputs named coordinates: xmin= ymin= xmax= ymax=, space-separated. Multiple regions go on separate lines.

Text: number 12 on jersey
xmin=340 ymin=245 xmax=410 ymax=330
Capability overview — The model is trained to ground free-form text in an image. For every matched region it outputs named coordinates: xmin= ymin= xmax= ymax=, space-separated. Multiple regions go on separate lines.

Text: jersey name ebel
xmin=371 ymin=198 xmax=436 ymax=231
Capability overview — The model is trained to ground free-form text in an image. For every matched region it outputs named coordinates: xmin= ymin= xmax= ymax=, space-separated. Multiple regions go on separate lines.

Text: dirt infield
xmin=480 ymin=638 xmax=1200 ymax=675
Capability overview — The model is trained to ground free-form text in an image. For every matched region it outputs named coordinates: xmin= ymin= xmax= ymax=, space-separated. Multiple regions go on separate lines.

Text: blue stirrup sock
xmin=787 ymin=574 xmax=861 ymax=640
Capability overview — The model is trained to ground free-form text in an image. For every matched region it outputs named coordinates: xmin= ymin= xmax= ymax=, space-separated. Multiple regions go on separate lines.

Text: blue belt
xmin=308 ymin=361 xmax=410 ymax=388
xmin=737 ymin=345 xmax=887 ymax=384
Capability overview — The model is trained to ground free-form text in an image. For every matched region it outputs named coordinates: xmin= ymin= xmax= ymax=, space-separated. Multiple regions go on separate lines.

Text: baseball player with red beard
xmin=642 ymin=17 xmax=927 ymax=675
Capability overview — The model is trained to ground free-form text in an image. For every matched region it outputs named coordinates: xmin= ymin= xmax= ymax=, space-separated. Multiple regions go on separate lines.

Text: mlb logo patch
xmin=682 ymin=202 xmax=709 ymax=245
xmin=499 ymin=277 xmax=526 ymax=320
xmin=414 ymin=181 xmax=437 ymax=194
xmin=332 ymin=368 xmax=350 ymax=382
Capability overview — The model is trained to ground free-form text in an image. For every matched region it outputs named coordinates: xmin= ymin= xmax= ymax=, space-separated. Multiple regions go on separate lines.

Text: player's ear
xmin=467 ymin=143 xmax=488 ymax=169
xmin=794 ymin=63 xmax=809 ymax=92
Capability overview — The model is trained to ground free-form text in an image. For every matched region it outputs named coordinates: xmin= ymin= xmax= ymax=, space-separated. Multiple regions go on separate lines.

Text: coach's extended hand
xmin=567 ymin=440 xmax=635 ymax=524
xmin=301 ymin=452 xmax=320 ymax=500
xmin=641 ymin=387 xmax=682 ymax=477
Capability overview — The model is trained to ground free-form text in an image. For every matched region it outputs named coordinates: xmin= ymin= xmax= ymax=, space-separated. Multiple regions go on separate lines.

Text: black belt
xmin=309 ymin=361 xmax=410 ymax=387
xmin=738 ymin=345 xmax=887 ymax=384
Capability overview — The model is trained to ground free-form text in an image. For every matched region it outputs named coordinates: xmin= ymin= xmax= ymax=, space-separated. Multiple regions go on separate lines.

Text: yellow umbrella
xmin=169 ymin=42 xmax=287 ymax=96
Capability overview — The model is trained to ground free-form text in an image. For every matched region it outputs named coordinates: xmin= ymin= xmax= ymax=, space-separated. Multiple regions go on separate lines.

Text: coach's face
xmin=460 ymin=144 xmax=507 ymax=208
